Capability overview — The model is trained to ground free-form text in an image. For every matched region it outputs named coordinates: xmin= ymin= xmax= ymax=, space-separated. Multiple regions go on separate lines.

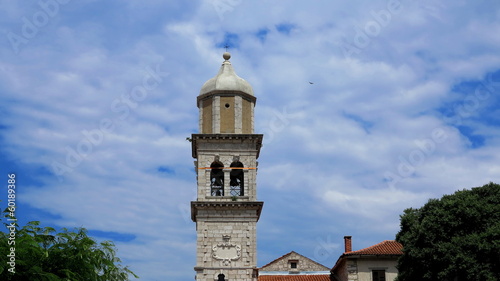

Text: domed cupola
xmin=200 ymin=52 xmax=254 ymax=96
xmin=197 ymin=52 xmax=256 ymax=134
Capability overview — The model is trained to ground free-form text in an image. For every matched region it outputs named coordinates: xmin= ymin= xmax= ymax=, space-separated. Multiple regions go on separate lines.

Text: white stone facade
xmin=191 ymin=135 xmax=263 ymax=281
xmin=192 ymin=53 xmax=263 ymax=281
xmin=193 ymin=205 xmax=261 ymax=281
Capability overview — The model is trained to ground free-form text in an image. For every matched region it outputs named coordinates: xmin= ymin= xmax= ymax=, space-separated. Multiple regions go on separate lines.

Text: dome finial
xmin=199 ymin=50 xmax=254 ymax=96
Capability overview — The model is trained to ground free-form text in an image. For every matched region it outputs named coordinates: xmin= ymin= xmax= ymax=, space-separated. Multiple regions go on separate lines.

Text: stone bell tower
xmin=191 ymin=52 xmax=264 ymax=281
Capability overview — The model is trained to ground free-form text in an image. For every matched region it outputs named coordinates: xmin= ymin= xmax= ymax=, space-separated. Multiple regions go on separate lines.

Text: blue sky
xmin=1 ymin=0 xmax=500 ymax=280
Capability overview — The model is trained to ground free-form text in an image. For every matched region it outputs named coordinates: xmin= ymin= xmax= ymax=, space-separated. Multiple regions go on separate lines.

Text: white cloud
xmin=1 ymin=1 xmax=500 ymax=280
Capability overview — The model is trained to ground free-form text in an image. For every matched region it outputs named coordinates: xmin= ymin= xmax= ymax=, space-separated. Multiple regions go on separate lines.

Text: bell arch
xmin=210 ymin=156 xmax=224 ymax=196
xmin=229 ymin=156 xmax=244 ymax=196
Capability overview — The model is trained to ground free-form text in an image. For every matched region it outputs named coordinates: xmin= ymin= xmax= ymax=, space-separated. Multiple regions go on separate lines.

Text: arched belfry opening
xmin=210 ymin=156 xmax=224 ymax=196
xmin=230 ymin=156 xmax=244 ymax=196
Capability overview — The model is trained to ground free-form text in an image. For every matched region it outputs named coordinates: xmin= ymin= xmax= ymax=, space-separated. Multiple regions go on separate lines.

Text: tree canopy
xmin=0 ymin=219 xmax=138 ymax=281
xmin=396 ymin=182 xmax=500 ymax=281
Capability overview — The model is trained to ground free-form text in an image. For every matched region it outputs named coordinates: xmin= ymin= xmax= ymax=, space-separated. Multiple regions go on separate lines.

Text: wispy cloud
xmin=1 ymin=1 xmax=500 ymax=280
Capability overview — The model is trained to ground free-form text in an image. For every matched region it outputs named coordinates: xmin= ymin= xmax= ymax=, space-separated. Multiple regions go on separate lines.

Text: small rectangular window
xmin=372 ymin=270 xmax=386 ymax=281
xmin=290 ymin=262 xmax=297 ymax=268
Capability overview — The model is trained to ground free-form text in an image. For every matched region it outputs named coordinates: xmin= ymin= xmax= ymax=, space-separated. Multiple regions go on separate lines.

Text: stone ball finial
xmin=223 ymin=52 xmax=231 ymax=61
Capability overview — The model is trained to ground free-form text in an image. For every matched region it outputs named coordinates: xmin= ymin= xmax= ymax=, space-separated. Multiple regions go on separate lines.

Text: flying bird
xmin=309 ymin=81 xmax=314 ymax=84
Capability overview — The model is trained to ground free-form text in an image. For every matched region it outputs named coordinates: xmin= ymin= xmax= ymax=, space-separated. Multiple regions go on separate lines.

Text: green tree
xmin=0 ymin=220 xmax=138 ymax=281
xmin=396 ymin=182 xmax=500 ymax=281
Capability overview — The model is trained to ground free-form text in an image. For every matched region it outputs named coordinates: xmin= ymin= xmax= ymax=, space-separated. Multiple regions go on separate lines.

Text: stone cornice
xmin=191 ymin=134 xmax=263 ymax=158
xmin=191 ymin=201 xmax=264 ymax=222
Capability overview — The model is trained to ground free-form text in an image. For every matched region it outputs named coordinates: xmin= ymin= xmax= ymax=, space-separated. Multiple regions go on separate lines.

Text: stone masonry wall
xmin=195 ymin=211 xmax=258 ymax=281
xmin=346 ymin=259 xmax=358 ymax=281
xmin=260 ymin=252 xmax=329 ymax=272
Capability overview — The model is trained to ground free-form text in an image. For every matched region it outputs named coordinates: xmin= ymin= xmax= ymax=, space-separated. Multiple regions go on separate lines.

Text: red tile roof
xmin=259 ymin=275 xmax=330 ymax=281
xmin=331 ymin=240 xmax=403 ymax=273
xmin=344 ymin=240 xmax=403 ymax=256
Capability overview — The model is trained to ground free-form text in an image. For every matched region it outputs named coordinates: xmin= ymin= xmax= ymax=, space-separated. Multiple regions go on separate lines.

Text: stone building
xmin=330 ymin=236 xmax=403 ymax=281
xmin=191 ymin=52 xmax=264 ymax=281
xmin=258 ymin=251 xmax=330 ymax=281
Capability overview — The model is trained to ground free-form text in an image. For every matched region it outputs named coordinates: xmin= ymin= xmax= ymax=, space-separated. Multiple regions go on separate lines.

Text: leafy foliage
xmin=0 ymin=219 xmax=138 ymax=281
xmin=396 ymin=182 xmax=500 ymax=281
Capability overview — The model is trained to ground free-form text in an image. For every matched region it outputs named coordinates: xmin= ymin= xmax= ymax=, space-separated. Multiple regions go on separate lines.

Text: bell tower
xmin=191 ymin=52 xmax=264 ymax=281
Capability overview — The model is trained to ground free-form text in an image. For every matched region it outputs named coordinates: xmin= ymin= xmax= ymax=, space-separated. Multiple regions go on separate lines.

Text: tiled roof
xmin=259 ymin=275 xmax=330 ymax=281
xmin=344 ymin=240 xmax=403 ymax=256
xmin=331 ymin=240 xmax=403 ymax=272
